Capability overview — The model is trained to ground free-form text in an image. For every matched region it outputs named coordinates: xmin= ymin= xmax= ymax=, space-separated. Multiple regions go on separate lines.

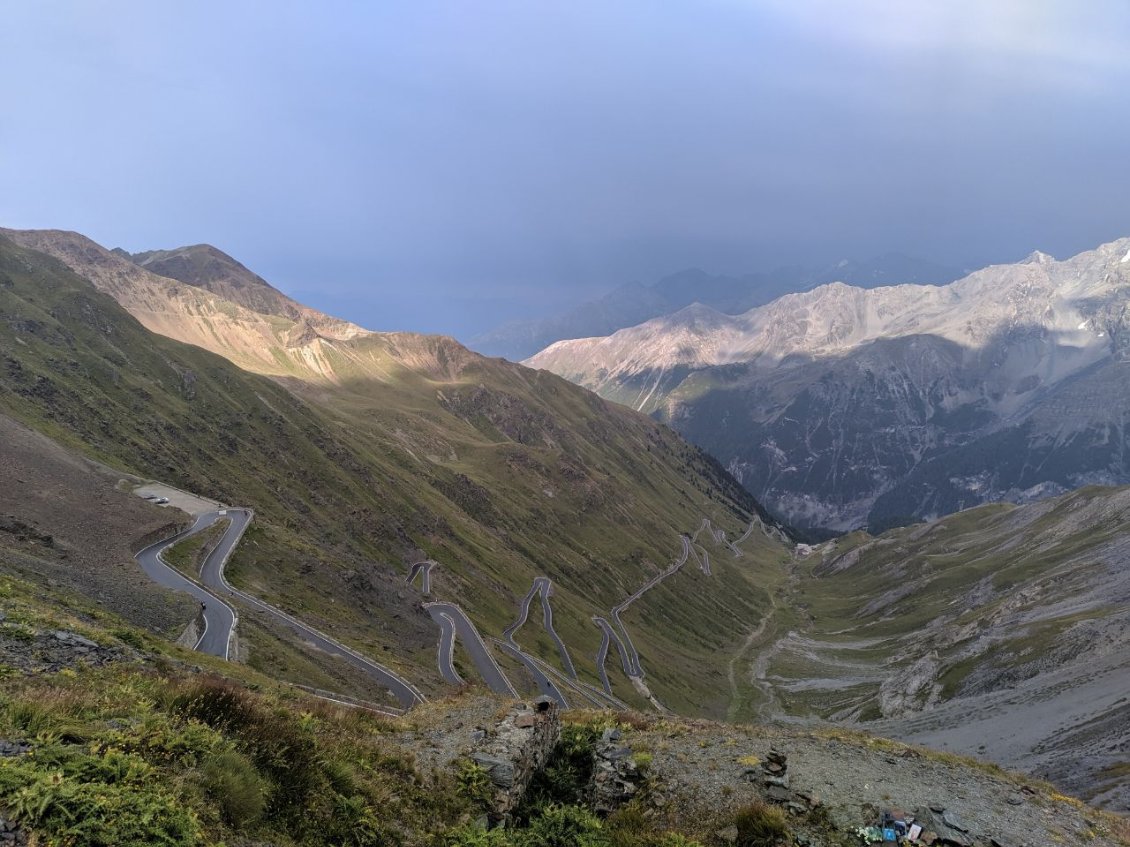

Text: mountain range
xmin=0 ymin=227 xmax=780 ymax=715
xmin=528 ymin=239 xmax=1130 ymax=532
xmin=471 ymin=253 xmax=968 ymax=361
xmin=2 ymin=226 xmax=1129 ymax=821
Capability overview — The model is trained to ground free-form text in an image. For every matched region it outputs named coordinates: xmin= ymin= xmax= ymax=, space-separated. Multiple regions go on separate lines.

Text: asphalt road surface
xmin=136 ymin=507 xmax=424 ymax=710
xmin=424 ymin=601 xmax=517 ymax=697
xmin=134 ymin=513 xmax=237 ymax=658
xmin=201 ymin=509 xmax=425 ymax=709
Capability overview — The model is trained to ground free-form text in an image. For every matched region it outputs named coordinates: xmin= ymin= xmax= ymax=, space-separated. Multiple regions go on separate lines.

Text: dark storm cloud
xmin=3 ymin=1 xmax=1129 ymax=337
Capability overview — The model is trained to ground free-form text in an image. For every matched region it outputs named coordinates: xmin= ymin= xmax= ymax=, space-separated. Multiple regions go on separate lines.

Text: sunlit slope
xmin=1 ymin=228 xmax=366 ymax=381
xmin=0 ymin=234 xmax=788 ymax=712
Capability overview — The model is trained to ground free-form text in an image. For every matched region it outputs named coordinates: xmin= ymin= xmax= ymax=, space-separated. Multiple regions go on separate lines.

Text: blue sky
xmin=3 ymin=1 xmax=1129 ymax=338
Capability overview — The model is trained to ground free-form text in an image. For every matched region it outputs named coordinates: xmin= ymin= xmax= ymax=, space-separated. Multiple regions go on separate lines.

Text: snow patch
xmin=1121 ymin=248 xmax=1130 ymax=264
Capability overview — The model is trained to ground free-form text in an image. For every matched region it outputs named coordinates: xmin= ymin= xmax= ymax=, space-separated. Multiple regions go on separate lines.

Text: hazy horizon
xmin=4 ymin=1 xmax=1129 ymax=339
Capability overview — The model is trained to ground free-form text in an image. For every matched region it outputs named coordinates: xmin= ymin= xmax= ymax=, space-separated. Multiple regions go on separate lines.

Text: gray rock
xmin=942 ymin=810 xmax=968 ymax=832
xmin=715 ymin=825 xmax=738 ymax=844
xmin=471 ymin=754 xmax=516 ymax=789
xmin=766 ymin=785 xmax=791 ymax=802
xmin=605 ymin=746 xmax=632 ymax=761
xmin=52 ymin=630 xmax=98 ymax=649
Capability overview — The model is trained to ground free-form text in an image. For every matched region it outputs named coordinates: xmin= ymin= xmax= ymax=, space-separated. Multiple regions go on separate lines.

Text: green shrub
xmin=32 ymin=743 xmax=153 ymax=785
xmin=199 ymin=749 xmax=266 ymax=828
xmin=321 ymin=792 xmax=388 ymax=847
xmin=444 ymin=824 xmax=515 ymax=847
xmin=457 ymin=759 xmax=495 ymax=809
xmin=733 ymin=800 xmax=789 ymax=847
xmin=0 ymin=749 xmax=198 ymax=847
xmin=109 ymin=712 xmax=223 ymax=766
xmin=518 ymin=724 xmax=600 ymax=820
xmin=519 ymin=803 xmax=606 ymax=847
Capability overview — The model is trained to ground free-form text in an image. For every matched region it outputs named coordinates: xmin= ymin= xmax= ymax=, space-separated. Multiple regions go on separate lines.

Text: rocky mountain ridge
xmin=472 ymin=253 xmax=967 ymax=361
xmin=2 ymin=229 xmax=371 ymax=381
xmin=528 ymin=238 xmax=1130 ymax=530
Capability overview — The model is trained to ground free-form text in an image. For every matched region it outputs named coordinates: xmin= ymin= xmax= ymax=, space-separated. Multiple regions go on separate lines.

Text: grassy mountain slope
xmin=4 ymin=562 xmax=1124 ymax=847
xmin=740 ymin=486 xmax=1130 ymax=810
xmin=0 ymin=233 xmax=786 ymax=713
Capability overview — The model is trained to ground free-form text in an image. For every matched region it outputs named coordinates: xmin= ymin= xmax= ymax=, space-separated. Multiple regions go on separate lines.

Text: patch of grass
xmin=199 ymin=749 xmax=267 ymax=827
xmin=732 ymin=800 xmax=789 ymax=847
xmin=161 ymin=519 xmax=229 ymax=577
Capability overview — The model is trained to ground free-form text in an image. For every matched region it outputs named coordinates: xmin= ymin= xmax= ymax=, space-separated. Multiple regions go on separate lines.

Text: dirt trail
xmin=727 ymin=553 xmax=801 ymax=722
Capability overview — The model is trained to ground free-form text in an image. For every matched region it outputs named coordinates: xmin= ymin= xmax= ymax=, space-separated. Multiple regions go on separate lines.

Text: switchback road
xmin=423 ymin=601 xmax=517 ymax=697
xmin=135 ymin=513 xmax=237 ymax=658
xmin=137 ymin=505 xmax=424 ymax=710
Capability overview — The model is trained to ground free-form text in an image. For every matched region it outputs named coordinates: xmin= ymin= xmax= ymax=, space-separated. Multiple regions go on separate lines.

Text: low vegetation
xmin=160 ymin=519 xmax=229 ymax=578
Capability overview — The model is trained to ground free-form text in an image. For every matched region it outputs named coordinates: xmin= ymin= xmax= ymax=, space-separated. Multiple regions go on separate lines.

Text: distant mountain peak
xmin=472 ymin=253 xmax=970 ymax=360
xmin=1024 ymin=249 xmax=1054 ymax=265
xmin=127 ymin=243 xmax=300 ymax=320
xmin=530 ymin=235 xmax=1130 ymax=532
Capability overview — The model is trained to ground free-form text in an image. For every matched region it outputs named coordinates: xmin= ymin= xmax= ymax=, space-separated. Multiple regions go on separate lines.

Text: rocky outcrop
xmin=589 ymin=727 xmax=646 ymax=814
xmin=469 ymin=698 xmax=561 ymax=823
xmin=0 ymin=626 xmax=128 ymax=675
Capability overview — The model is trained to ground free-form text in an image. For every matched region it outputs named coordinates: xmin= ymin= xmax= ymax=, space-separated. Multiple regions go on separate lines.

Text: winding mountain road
xmin=503 ymin=577 xmax=577 ymax=680
xmin=137 ymin=506 xmax=425 ymax=710
xmin=591 ymin=515 xmax=770 ymax=707
xmin=407 ymin=560 xmax=435 ymax=595
xmin=432 ymin=611 xmax=464 ymax=686
xmin=135 ymin=513 xmax=238 ymax=658
xmin=423 ymin=601 xmax=517 ymax=697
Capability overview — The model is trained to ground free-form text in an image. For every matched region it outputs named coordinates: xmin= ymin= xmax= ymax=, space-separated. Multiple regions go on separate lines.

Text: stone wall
xmin=470 ymin=697 xmax=561 ymax=824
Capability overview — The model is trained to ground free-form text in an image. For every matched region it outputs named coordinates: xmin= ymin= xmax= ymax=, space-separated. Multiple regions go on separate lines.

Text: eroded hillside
xmin=737 ymin=488 xmax=1130 ymax=811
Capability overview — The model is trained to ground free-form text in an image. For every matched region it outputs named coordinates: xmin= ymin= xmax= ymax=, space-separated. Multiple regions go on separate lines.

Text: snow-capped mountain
xmin=528 ymin=238 xmax=1130 ymax=532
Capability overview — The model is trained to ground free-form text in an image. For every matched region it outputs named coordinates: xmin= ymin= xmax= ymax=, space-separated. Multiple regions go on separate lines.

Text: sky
xmin=3 ymin=1 xmax=1130 ymax=339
